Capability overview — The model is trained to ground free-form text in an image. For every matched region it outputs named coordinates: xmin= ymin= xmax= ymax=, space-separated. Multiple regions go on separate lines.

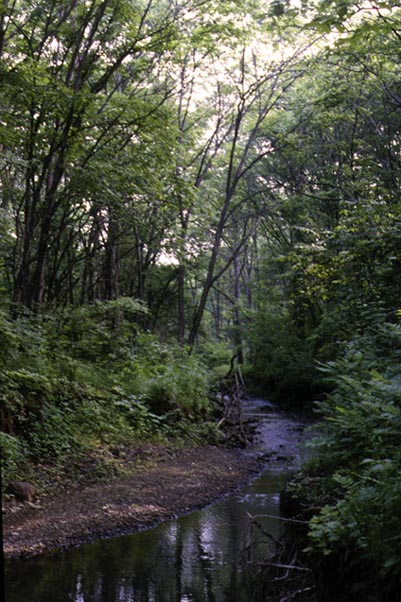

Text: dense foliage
xmin=286 ymin=322 xmax=401 ymax=598
xmin=309 ymin=324 xmax=401 ymax=567
xmin=1 ymin=0 xmax=401 ymax=596
xmin=0 ymin=299 xmax=223 ymax=487
xmin=265 ymin=5 xmax=401 ymax=596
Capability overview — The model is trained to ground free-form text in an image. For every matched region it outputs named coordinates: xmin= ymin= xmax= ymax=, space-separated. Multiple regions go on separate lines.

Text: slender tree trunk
xmin=12 ymin=118 xmax=41 ymax=306
xmin=134 ymin=228 xmax=145 ymax=302
xmin=103 ymin=207 xmax=120 ymax=300
xmin=187 ymin=215 xmax=227 ymax=347
xmin=30 ymin=149 xmax=65 ymax=306
xmin=81 ymin=207 xmax=104 ymax=303
xmin=177 ymin=263 xmax=186 ymax=341
xmin=232 ymin=250 xmax=244 ymax=363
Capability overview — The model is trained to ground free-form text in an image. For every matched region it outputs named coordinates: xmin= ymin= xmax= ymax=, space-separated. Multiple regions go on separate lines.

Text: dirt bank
xmin=3 ymin=445 xmax=262 ymax=559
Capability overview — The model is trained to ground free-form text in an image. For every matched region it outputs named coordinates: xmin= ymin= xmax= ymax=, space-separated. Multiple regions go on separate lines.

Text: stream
xmin=4 ymin=399 xmax=311 ymax=602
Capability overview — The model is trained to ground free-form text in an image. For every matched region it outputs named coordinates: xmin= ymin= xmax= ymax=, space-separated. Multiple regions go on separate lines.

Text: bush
xmin=300 ymin=323 xmax=401 ymax=579
xmin=130 ymin=334 xmax=211 ymax=416
xmin=243 ymin=303 xmax=317 ymax=403
xmin=0 ymin=306 xmax=216 ymax=483
xmin=0 ymin=432 xmax=31 ymax=486
xmin=162 ymin=410 xmax=224 ymax=445
xmin=27 ymin=402 xmax=79 ymax=461
xmin=112 ymin=397 xmax=165 ymax=438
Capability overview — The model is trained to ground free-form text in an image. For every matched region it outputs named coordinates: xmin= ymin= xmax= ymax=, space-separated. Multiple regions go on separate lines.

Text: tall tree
xmin=185 ymin=37 xmax=313 ymax=346
xmin=0 ymin=0 xmax=212 ymax=309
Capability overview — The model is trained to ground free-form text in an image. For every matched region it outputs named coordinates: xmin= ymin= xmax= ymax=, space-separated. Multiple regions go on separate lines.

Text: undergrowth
xmin=289 ymin=321 xmax=401 ymax=599
xmin=0 ymin=301 xmax=224 ymax=489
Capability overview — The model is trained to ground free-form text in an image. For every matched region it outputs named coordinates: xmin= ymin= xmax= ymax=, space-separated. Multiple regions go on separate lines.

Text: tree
xmin=237 ymin=6 xmax=401 ymax=396
xmin=184 ymin=35 xmax=315 ymax=347
xmin=0 ymin=0 xmax=213 ymax=309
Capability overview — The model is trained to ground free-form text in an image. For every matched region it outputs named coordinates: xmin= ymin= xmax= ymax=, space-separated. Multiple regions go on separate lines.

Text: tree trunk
xmin=103 ymin=207 xmax=120 ymax=300
xmin=177 ymin=263 xmax=186 ymax=342
xmin=232 ymin=250 xmax=244 ymax=364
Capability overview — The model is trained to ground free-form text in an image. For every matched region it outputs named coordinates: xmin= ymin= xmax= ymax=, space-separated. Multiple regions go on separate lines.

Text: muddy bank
xmin=3 ymin=445 xmax=262 ymax=559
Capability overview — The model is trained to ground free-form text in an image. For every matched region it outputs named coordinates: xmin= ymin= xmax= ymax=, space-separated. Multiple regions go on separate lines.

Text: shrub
xmin=0 ymin=432 xmax=31 ymax=486
xmin=243 ymin=303 xmax=317 ymax=403
xmin=301 ymin=323 xmax=401 ymax=577
xmin=0 ymin=306 xmax=215 ymax=484
xmin=144 ymin=357 xmax=210 ymax=416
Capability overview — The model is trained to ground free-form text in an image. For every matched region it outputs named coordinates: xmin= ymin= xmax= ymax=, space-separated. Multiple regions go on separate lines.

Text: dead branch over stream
xmin=213 ymin=354 xmax=254 ymax=447
xmin=242 ymin=512 xmax=317 ymax=602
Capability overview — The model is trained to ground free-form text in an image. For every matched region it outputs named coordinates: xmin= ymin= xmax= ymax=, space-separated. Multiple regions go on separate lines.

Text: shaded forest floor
xmin=3 ymin=444 xmax=262 ymax=559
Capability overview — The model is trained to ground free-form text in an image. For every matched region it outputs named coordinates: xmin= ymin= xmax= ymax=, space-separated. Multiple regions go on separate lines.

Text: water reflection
xmin=5 ymin=402 xmax=306 ymax=602
xmin=5 ymin=470 xmax=292 ymax=602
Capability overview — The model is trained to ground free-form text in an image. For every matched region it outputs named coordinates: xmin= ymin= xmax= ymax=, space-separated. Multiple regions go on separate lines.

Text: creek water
xmin=4 ymin=399 xmax=310 ymax=602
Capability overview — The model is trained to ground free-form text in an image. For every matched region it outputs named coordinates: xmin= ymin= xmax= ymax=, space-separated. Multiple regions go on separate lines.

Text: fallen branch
xmin=247 ymin=512 xmax=307 ymax=525
xmin=246 ymin=512 xmax=281 ymax=545
xmin=279 ymin=585 xmax=316 ymax=601
xmin=251 ymin=561 xmax=311 ymax=572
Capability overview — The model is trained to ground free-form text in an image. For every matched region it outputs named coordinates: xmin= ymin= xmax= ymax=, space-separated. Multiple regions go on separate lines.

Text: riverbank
xmin=3 ymin=444 xmax=263 ymax=559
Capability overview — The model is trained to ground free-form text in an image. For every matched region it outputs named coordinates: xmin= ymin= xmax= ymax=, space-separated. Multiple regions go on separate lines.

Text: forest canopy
xmin=1 ymin=1 xmax=401 ymax=596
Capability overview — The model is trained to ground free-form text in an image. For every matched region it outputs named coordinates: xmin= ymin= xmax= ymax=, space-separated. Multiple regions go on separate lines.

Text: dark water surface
xmin=5 ymin=400 xmax=310 ymax=602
